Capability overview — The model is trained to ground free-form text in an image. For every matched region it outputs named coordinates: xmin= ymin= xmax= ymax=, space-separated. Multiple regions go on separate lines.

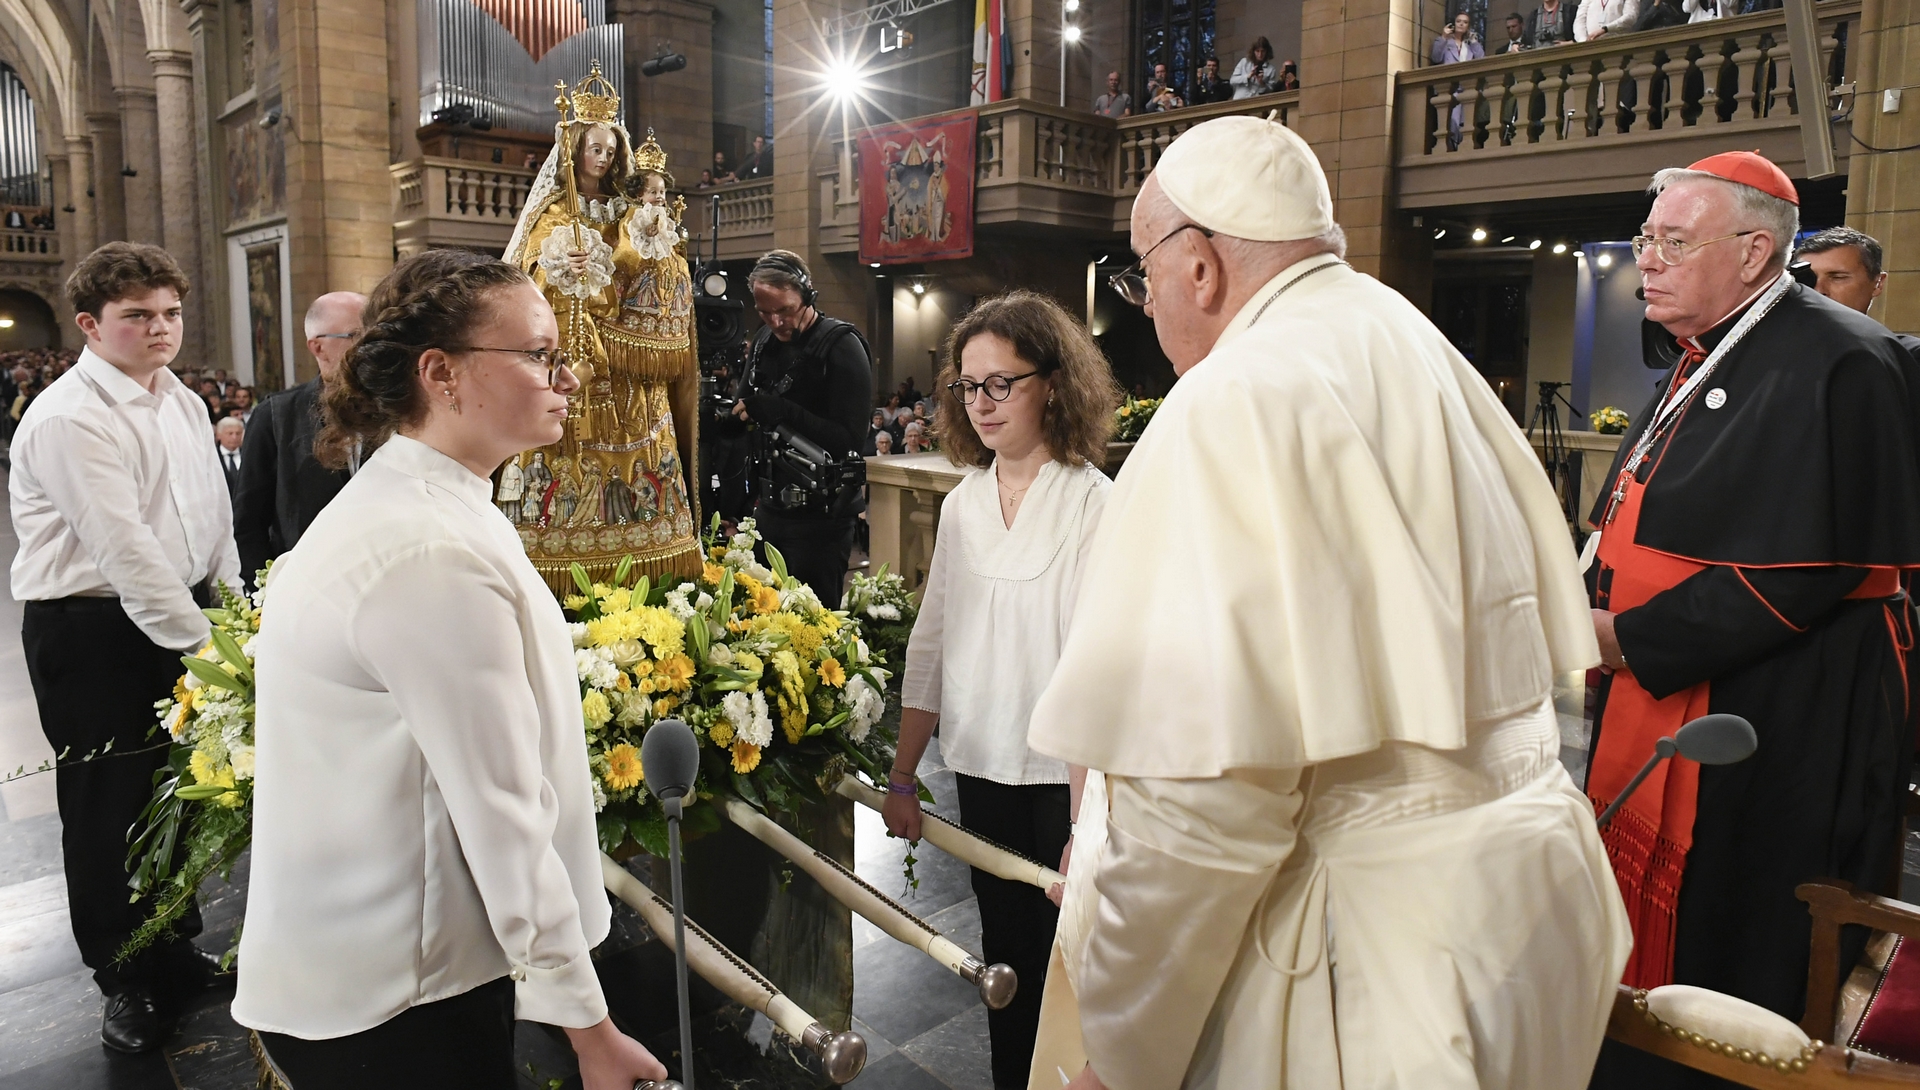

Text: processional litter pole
xmin=600 ymin=857 xmax=868 ymax=1084
xmin=835 ymin=776 xmax=1066 ymax=891
xmin=719 ymin=799 xmax=1018 ymax=1009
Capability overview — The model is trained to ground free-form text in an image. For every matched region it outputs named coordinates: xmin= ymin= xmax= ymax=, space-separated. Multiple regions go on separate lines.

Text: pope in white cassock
xmin=1027 ymin=115 xmax=1633 ymax=1090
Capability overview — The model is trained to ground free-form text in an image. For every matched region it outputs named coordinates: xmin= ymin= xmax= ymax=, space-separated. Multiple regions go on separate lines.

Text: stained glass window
xmin=1136 ymin=0 xmax=1214 ymax=103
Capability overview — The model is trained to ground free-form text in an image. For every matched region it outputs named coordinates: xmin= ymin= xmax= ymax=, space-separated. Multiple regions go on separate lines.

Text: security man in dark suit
xmin=233 ymin=291 xmax=363 ymax=586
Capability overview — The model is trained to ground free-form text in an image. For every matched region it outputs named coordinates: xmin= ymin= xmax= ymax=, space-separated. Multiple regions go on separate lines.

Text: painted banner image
xmin=857 ymin=111 xmax=977 ymax=266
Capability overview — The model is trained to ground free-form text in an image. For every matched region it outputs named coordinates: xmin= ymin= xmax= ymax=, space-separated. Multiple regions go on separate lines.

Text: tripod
xmin=1526 ymin=381 xmax=1582 ymax=533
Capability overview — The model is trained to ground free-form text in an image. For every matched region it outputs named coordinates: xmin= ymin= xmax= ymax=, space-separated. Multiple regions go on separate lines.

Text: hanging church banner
xmin=857 ymin=111 xmax=977 ymax=265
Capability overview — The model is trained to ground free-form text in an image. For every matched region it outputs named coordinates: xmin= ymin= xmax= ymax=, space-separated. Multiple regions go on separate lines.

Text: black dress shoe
xmin=171 ymin=943 xmax=234 ymax=992
xmin=101 ymin=989 xmax=166 ymax=1054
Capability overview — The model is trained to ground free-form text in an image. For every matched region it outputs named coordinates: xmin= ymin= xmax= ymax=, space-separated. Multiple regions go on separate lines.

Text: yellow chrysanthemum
xmin=581 ymin=690 xmax=613 ymax=729
xmin=591 ymin=582 xmax=613 ymax=597
xmin=585 ymin=604 xmax=683 ymax=657
xmin=733 ymin=651 xmax=762 ymax=675
xmin=604 ymin=743 xmax=644 ymax=791
xmin=602 ymin=587 xmax=633 ymax=613
xmin=731 ymin=741 xmax=762 ymax=774
xmin=189 ymin=749 xmax=241 ymax=807
xmin=815 ymin=613 xmax=843 ymax=635
xmin=654 ymin=696 xmax=678 ymax=717
xmin=708 ymin=719 xmax=736 ymax=747
xmin=655 ymin=653 xmax=696 ymax=693
xmin=703 ymin=562 xmax=725 ymax=585
xmin=817 ymin=657 xmax=846 ymax=688
xmin=564 ymin=594 xmax=589 ymax=611
xmin=756 ymin=613 xmax=825 ymax=662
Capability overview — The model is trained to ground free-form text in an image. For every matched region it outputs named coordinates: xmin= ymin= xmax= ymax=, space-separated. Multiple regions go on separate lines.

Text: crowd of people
xmin=1 ymin=347 xmax=79 ymax=434
xmin=696 ymin=135 xmax=774 ymax=189
xmin=1435 ymin=0 xmax=1786 ymax=57
xmin=1094 ymin=37 xmax=1299 ymax=119
xmin=866 ymin=379 xmax=937 ymax=455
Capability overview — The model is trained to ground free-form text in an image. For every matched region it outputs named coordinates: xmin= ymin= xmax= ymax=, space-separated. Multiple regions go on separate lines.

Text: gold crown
xmin=634 ymin=128 xmax=668 ymax=175
xmin=554 ymin=60 xmax=621 ymax=125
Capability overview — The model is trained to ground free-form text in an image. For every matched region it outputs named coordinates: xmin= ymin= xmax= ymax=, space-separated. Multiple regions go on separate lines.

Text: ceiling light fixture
xmin=1471 ymin=227 xmax=1488 ymax=242
xmin=1552 ymin=242 xmax=1568 ymax=254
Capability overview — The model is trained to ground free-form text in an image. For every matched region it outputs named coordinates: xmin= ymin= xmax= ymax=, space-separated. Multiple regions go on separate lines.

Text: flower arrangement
xmin=568 ymin=517 xmax=901 ymax=856
xmin=1113 ymin=395 xmax=1162 ymax=443
xmin=840 ymin=563 xmax=918 ymax=671
xmin=124 ymin=516 xmax=914 ymax=956
xmin=123 ymin=578 xmax=265 ymax=962
xmin=1591 ymin=406 xmax=1631 ymax=435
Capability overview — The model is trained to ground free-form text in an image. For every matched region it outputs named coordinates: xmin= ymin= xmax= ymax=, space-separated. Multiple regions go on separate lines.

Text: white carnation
xmin=868 ymin=603 xmax=900 ymax=621
xmin=591 ymin=779 xmax=608 ymax=812
xmin=844 ymin=675 xmax=884 ymax=742
xmin=745 ymin=691 xmax=774 ymax=747
xmin=721 ymin=690 xmax=752 ymax=732
xmin=569 ymin=623 xmax=592 ymax=648
xmin=230 ymin=744 xmax=256 ymax=781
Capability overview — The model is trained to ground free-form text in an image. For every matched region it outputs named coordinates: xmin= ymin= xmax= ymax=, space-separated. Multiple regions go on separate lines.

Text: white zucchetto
xmin=1150 ymin=113 xmax=1335 ymax=242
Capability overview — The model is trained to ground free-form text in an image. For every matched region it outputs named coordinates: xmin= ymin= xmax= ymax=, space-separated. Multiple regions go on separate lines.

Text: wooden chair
xmin=1602 ymin=879 xmax=1920 ymax=1087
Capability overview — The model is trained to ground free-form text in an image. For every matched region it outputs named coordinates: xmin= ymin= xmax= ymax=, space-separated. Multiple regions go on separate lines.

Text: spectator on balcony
xmin=1095 ymin=71 xmax=1133 ymax=118
xmin=1575 ymin=0 xmax=1639 ymax=40
xmin=1525 ymin=0 xmax=1579 ymax=45
xmin=696 ymin=169 xmax=717 ymax=189
xmin=4 ymin=209 xmax=23 ymax=229
xmin=873 ymin=429 xmax=895 ymax=455
xmin=1681 ymin=0 xmax=1737 ymax=21
xmin=1498 ymin=12 xmax=1529 ymax=51
xmin=1432 ymin=13 xmax=1485 ymax=63
xmin=1145 ymin=80 xmax=1186 ymax=112
xmin=740 ymin=135 xmax=773 ymax=179
xmin=1638 ymin=0 xmax=1689 ymax=29
xmin=1231 ymin=38 xmax=1279 ymax=97
xmin=711 ymin=151 xmax=736 ymax=183
xmin=1193 ymin=57 xmax=1234 ymax=102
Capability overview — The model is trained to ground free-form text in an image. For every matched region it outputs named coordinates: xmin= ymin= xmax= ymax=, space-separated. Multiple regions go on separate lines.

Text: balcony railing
xmin=1395 ymin=2 xmax=1856 ymax=204
xmin=390 ymin=157 xmax=536 ymax=255
xmin=681 ymin=178 xmax=776 ymax=261
xmin=0 ymin=228 xmax=58 ymax=259
xmin=820 ymin=92 xmax=1299 ymax=245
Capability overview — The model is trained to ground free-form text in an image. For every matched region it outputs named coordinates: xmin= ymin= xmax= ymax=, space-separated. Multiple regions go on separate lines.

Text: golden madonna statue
xmin=500 ymin=61 xmax=702 ymax=589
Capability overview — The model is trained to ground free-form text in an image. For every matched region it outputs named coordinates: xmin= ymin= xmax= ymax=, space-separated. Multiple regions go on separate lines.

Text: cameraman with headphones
xmin=730 ymin=249 xmax=875 ymax=602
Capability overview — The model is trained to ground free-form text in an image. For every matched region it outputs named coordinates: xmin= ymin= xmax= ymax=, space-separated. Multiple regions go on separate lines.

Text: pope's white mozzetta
xmin=233 ymin=434 xmax=611 ymax=1039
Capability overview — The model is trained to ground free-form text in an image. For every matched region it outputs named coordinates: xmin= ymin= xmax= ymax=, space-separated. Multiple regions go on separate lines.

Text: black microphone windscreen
xmin=642 ymin=719 xmax=700 ymax=801
xmin=1674 ymin=713 xmax=1758 ymax=765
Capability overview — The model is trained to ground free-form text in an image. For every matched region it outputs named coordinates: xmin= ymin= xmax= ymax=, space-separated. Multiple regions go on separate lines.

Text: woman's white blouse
xmin=232 ymin=435 xmax=611 ymax=1039
xmin=901 ymin=459 xmax=1110 ymax=785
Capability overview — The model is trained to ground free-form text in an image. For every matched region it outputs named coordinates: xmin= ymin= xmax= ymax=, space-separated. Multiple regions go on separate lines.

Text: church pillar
xmin=85 ymin=111 xmax=126 ymax=243
xmin=280 ymin=0 xmax=395 ymax=379
xmin=117 ymin=87 xmax=165 ymax=245
xmin=1844 ymin=0 xmax=1920 ymax=334
xmin=149 ymin=50 xmax=207 ymax=363
xmin=610 ymin=0 xmax=716 ymax=191
xmin=180 ymin=0 xmax=234 ymax=375
xmin=1294 ymin=0 xmax=1432 ymax=307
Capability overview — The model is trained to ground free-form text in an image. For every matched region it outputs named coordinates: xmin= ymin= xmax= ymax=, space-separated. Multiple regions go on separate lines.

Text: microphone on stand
xmin=642 ymin=719 xmax=702 ymax=1090
xmin=1595 ymin=713 xmax=1757 ymax=829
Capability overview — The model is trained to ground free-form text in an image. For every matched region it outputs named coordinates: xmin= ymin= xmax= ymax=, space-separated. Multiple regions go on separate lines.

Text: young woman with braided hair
xmin=233 ymin=249 xmax=669 ymax=1090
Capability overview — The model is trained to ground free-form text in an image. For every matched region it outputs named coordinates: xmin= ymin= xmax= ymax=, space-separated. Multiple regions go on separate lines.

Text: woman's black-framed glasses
xmin=448 ymin=346 xmax=574 ymax=388
xmin=1108 ymin=223 xmax=1216 ymax=307
xmin=948 ymin=371 xmax=1040 ymax=405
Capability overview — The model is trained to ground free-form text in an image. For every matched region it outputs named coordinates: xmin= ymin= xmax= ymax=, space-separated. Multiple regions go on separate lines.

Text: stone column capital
xmin=147 ymin=50 xmax=196 ymax=79
xmin=114 ymin=86 xmax=161 ymax=109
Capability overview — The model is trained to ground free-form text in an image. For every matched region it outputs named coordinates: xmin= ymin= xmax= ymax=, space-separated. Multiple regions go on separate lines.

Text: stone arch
xmin=0 ymin=283 xmax=61 ymax=348
xmin=0 ymin=275 xmax=69 ymax=349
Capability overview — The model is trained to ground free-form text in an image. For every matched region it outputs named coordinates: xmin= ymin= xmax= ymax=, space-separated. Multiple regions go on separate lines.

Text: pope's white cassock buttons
xmin=1705 ymin=388 xmax=1728 ymax=409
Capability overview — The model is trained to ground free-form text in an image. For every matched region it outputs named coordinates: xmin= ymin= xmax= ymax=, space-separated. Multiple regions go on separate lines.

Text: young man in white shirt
xmin=9 ymin=242 xmax=240 ymax=1054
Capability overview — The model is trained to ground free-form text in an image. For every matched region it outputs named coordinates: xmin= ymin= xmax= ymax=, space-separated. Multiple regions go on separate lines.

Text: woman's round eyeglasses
xmin=448 ymin=346 xmax=574 ymax=388
xmin=948 ymin=371 xmax=1040 ymax=404
xmin=1108 ymin=222 xmax=1215 ymax=307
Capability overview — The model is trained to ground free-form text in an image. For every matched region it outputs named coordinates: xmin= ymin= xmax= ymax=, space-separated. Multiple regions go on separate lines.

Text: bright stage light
xmin=1500 ymin=235 xmax=1515 ymax=243
xmin=1063 ymin=24 xmax=1082 ymax=42
xmin=1065 ymin=0 xmax=1080 ymax=12
xmin=1434 ymin=228 xmax=1446 ymax=240
xmin=1552 ymin=242 xmax=1568 ymax=254
xmin=823 ymin=58 xmax=866 ymax=99
xmin=1471 ymin=227 xmax=1488 ymax=242
xmin=1529 ymin=239 xmax=1542 ymax=250
xmin=1597 ymin=251 xmax=1613 ymax=268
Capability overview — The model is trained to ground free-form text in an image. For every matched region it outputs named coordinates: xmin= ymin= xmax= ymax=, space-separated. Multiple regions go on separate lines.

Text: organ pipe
xmin=419 ymin=0 xmax=624 ymax=133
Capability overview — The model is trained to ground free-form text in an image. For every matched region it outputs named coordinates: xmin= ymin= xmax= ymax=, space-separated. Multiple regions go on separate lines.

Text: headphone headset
xmin=754 ymin=251 xmax=816 ymax=309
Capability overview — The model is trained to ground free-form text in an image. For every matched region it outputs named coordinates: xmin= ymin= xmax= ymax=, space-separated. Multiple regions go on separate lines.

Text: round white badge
xmin=1704 ymin=387 xmax=1728 ymax=410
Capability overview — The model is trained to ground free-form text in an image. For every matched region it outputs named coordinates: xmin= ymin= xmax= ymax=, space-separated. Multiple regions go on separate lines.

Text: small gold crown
xmin=634 ymin=128 xmax=668 ymax=175
xmin=555 ymin=60 xmax=621 ymax=125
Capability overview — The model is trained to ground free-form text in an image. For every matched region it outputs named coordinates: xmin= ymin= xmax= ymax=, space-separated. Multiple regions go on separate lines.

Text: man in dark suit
xmin=215 ymin=418 xmax=245 ymax=511
xmin=233 ymin=291 xmax=363 ymax=586
xmin=1193 ymin=56 xmax=1234 ymax=103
